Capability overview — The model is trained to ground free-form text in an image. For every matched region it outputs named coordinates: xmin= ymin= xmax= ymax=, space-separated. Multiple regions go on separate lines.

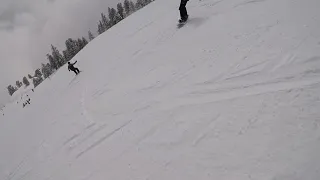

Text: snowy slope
xmin=1 ymin=0 xmax=320 ymax=179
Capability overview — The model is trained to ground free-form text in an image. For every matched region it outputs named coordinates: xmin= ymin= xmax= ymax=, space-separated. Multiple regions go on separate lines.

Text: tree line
xmin=7 ymin=0 xmax=154 ymax=96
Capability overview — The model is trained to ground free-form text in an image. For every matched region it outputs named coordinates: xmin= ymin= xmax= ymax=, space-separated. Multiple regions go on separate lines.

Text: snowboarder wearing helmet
xmin=179 ymin=0 xmax=189 ymax=23
xmin=68 ymin=61 xmax=80 ymax=75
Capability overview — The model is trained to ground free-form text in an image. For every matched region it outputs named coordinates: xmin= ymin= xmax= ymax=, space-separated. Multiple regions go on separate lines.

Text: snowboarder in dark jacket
xmin=179 ymin=0 xmax=189 ymax=22
xmin=68 ymin=61 xmax=80 ymax=75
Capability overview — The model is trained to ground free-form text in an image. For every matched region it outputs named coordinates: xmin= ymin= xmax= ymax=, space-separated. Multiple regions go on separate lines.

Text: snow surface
xmin=1 ymin=0 xmax=320 ymax=179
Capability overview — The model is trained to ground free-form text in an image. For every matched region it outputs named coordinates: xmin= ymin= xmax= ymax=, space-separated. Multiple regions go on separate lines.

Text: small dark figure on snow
xmin=179 ymin=0 xmax=189 ymax=22
xmin=68 ymin=61 xmax=80 ymax=75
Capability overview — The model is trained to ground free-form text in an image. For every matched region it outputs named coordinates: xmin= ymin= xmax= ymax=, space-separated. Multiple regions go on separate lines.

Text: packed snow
xmin=1 ymin=0 xmax=320 ymax=179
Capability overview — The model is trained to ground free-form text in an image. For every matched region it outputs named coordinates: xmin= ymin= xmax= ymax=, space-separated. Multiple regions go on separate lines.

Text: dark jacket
xmin=68 ymin=61 xmax=77 ymax=71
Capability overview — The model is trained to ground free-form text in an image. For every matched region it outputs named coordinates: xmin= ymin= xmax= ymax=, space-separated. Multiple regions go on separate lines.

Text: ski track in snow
xmin=75 ymin=119 xmax=133 ymax=158
xmin=67 ymin=123 xmax=108 ymax=152
xmin=62 ymin=123 xmax=96 ymax=146
xmin=192 ymin=114 xmax=221 ymax=146
xmin=234 ymin=0 xmax=267 ymax=8
xmin=4 ymin=140 xmax=46 ymax=180
xmin=188 ymin=77 xmax=320 ymax=99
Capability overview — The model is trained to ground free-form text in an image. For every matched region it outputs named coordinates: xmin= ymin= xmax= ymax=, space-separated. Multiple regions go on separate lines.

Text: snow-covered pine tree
xmin=41 ymin=63 xmax=53 ymax=79
xmin=77 ymin=38 xmax=84 ymax=50
xmin=65 ymin=38 xmax=79 ymax=58
xmin=32 ymin=77 xmax=43 ymax=88
xmin=63 ymin=50 xmax=72 ymax=62
xmin=82 ymin=37 xmax=88 ymax=47
xmin=88 ymin=30 xmax=95 ymax=41
xmin=35 ymin=69 xmax=42 ymax=78
xmin=101 ymin=13 xmax=110 ymax=31
xmin=117 ymin=3 xmax=125 ymax=20
xmin=124 ymin=0 xmax=130 ymax=16
xmin=47 ymin=53 xmax=58 ymax=70
xmin=129 ymin=1 xmax=136 ymax=13
xmin=135 ymin=0 xmax=144 ymax=9
xmin=98 ymin=20 xmax=104 ymax=35
xmin=7 ymin=85 xmax=16 ymax=96
xmin=16 ymin=81 xmax=22 ymax=88
xmin=23 ymin=76 xmax=30 ymax=87
xmin=108 ymin=7 xmax=117 ymax=26
xmin=51 ymin=45 xmax=65 ymax=68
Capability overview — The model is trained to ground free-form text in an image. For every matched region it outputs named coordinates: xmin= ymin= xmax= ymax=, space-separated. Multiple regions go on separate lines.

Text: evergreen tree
xmin=28 ymin=74 xmax=33 ymax=79
xmin=98 ymin=20 xmax=104 ymax=34
xmin=47 ymin=53 xmax=58 ymax=70
xmin=129 ymin=1 xmax=136 ymax=13
xmin=82 ymin=37 xmax=88 ymax=46
xmin=65 ymin=38 xmax=79 ymax=59
xmin=32 ymin=69 xmax=43 ymax=87
xmin=51 ymin=45 xmax=65 ymax=68
xmin=63 ymin=50 xmax=72 ymax=62
xmin=135 ymin=0 xmax=144 ymax=9
xmin=117 ymin=3 xmax=125 ymax=20
xmin=101 ymin=13 xmax=110 ymax=31
xmin=88 ymin=30 xmax=95 ymax=41
xmin=115 ymin=13 xmax=122 ymax=24
xmin=108 ymin=7 xmax=117 ymax=26
xmin=33 ymin=77 xmax=43 ymax=88
xmin=16 ymin=80 xmax=22 ymax=88
xmin=124 ymin=0 xmax=130 ymax=16
xmin=7 ymin=85 xmax=16 ymax=96
xmin=23 ymin=76 xmax=30 ymax=87
xmin=47 ymin=63 xmax=53 ymax=76
xmin=77 ymin=38 xmax=84 ymax=50
xmin=41 ymin=63 xmax=53 ymax=79
xmin=16 ymin=81 xmax=20 ymax=88
xmin=35 ymin=69 xmax=42 ymax=78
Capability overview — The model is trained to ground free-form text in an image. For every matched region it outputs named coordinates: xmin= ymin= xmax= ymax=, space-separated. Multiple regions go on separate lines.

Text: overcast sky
xmin=0 ymin=0 xmax=121 ymax=105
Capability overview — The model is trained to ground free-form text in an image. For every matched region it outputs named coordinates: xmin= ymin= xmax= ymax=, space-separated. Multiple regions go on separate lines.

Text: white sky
xmin=0 ymin=0 xmax=122 ymax=105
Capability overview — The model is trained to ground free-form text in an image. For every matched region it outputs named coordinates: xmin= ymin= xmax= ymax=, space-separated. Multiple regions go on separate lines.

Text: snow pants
xmin=71 ymin=68 xmax=80 ymax=75
xmin=179 ymin=0 xmax=188 ymax=20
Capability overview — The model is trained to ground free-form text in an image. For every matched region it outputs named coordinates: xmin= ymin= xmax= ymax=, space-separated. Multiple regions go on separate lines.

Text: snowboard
xmin=177 ymin=18 xmax=188 ymax=28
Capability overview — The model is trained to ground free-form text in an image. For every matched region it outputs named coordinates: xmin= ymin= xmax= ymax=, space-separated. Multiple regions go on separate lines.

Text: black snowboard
xmin=177 ymin=19 xmax=188 ymax=28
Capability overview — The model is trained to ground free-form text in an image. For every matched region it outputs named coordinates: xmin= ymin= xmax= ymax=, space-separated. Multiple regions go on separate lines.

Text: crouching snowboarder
xmin=68 ymin=61 xmax=80 ymax=75
xmin=179 ymin=0 xmax=189 ymax=23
